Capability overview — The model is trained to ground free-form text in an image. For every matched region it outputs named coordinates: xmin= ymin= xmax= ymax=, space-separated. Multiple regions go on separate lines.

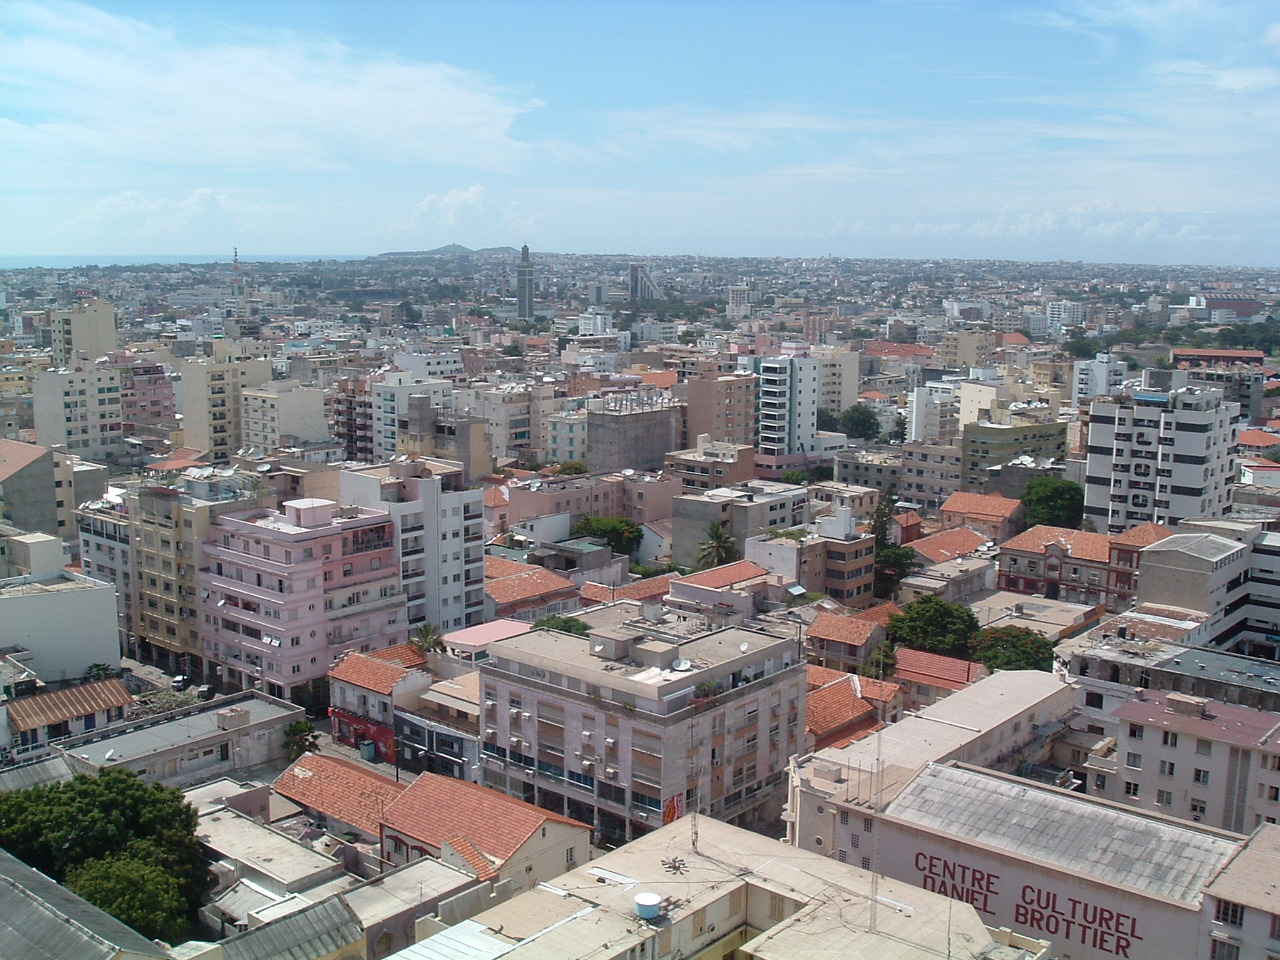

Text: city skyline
xmin=3 ymin=1 xmax=1279 ymax=267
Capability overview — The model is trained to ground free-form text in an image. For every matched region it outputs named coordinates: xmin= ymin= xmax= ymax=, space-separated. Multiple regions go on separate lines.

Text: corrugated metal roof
xmin=0 ymin=755 xmax=74 ymax=792
xmin=885 ymin=764 xmax=1241 ymax=904
xmin=220 ymin=896 xmax=363 ymax=960
xmin=6 ymin=679 xmax=133 ymax=733
xmin=0 ymin=849 xmax=168 ymax=959
xmin=393 ymin=918 xmax=513 ymax=960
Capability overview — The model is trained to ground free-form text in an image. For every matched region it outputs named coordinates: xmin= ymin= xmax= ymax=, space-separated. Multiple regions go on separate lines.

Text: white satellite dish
xmin=593 ymin=643 xmax=605 ymax=653
xmin=104 ymin=750 xmax=115 ymax=760
xmin=739 ymin=642 xmax=749 ymax=653
xmin=621 ymin=468 xmax=635 ymax=476
xmin=672 ymin=658 xmax=692 ymax=671
xmin=257 ymin=463 xmax=271 ymax=472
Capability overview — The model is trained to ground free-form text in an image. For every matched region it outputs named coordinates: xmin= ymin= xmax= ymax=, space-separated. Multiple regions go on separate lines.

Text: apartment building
xmin=671 ymin=481 xmax=810 ymax=569
xmin=752 ymin=354 xmax=820 ymax=478
xmin=898 ymin=440 xmax=963 ymax=512
xmin=584 ymin=394 xmax=682 ymax=473
xmin=32 ymin=365 xmax=125 ymax=461
xmin=1083 ymin=373 xmax=1238 ymax=533
xmin=200 ymin=497 xmax=406 ymax=706
xmin=744 ymin=506 xmax=876 ymax=607
xmin=49 ymin=299 xmax=116 ymax=366
xmin=479 ymin=622 xmax=806 ymax=847
xmin=340 ymin=458 xmax=485 ymax=632
xmin=76 ymin=489 xmax=132 ymax=626
xmin=115 ymin=358 xmax=175 ymax=426
xmin=960 ymin=419 xmax=1067 ymax=490
xmin=663 ymin=436 xmax=756 ymax=493
xmin=328 ymin=645 xmax=431 ymax=763
xmin=1073 ymin=353 xmax=1127 ymax=404
xmin=679 ymin=371 xmax=758 ymax=448
xmin=178 ymin=356 xmax=274 ymax=463
xmin=240 ymin=379 xmax=328 ymax=452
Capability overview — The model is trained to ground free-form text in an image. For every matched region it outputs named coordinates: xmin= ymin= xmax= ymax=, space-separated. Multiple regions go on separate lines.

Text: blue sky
xmin=3 ymin=0 xmax=1279 ymax=266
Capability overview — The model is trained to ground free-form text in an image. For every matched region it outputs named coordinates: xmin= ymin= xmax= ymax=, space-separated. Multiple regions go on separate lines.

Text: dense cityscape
xmin=0 ymin=246 xmax=1277 ymax=959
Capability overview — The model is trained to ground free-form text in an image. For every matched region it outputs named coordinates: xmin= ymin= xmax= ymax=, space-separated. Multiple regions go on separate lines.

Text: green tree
xmin=860 ymin=643 xmax=897 ymax=680
xmin=571 ymin=516 xmax=643 ymax=555
xmin=839 ymin=404 xmax=881 ymax=440
xmin=501 ymin=343 xmax=523 ymax=357
xmin=816 ymin=407 xmax=841 ymax=432
xmin=695 ymin=521 xmax=740 ymax=569
xmin=1021 ymin=476 xmax=1085 ymax=529
xmin=409 ymin=622 xmax=445 ymax=654
xmin=66 ymin=855 xmax=188 ymax=943
xmin=0 ymin=769 xmax=210 ymax=928
xmin=557 ymin=460 xmax=588 ymax=475
xmin=886 ymin=595 xmax=980 ymax=658
xmin=871 ymin=486 xmax=897 ymax=546
xmin=969 ymin=626 xmax=1054 ymax=672
xmin=779 ymin=469 xmax=808 ymax=485
xmin=874 ymin=542 xmax=921 ymax=599
xmin=534 ymin=615 xmax=591 ymax=636
xmin=284 ymin=719 xmax=320 ymax=761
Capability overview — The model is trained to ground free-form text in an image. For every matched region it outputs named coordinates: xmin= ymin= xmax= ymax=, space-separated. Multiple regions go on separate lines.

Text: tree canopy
xmin=0 ymin=769 xmax=209 ymax=940
xmin=886 ymin=595 xmax=980 ymax=658
xmin=557 ymin=460 xmax=588 ymax=475
xmin=66 ymin=855 xmax=189 ymax=943
xmin=284 ymin=719 xmax=321 ymax=761
xmin=571 ymin=515 xmax=643 ymax=555
xmin=534 ymin=614 xmax=591 ymax=636
xmin=874 ymin=542 xmax=921 ymax=600
xmin=839 ymin=404 xmax=882 ymax=441
xmin=695 ymin=521 xmax=740 ymax=569
xmin=969 ymin=625 xmax=1055 ymax=672
xmin=1021 ymin=476 xmax=1085 ymax=529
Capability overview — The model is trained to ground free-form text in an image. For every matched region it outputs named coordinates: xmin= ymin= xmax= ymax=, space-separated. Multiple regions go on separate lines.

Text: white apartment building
xmin=370 ymin=372 xmax=450 ymax=463
xmin=479 ymin=620 xmax=806 ymax=848
xmin=544 ymin=409 xmax=587 ymax=465
xmin=240 ymin=379 xmax=329 ymax=453
xmin=1083 ymin=375 xmax=1238 ymax=533
xmin=1047 ymin=299 xmax=1085 ymax=326
xmin=751 ymin=354 xmax=819 ymax=476
xmin=812 ymin=345 xmax=861 ymax=414
xmin=726 ymin=284 xmax=751 ymax=319
xmin=340 ymin=458 xmax=485 ymax=632
xmin=1073 ymin=353 xmax=1128 ymax=405
xmin=32 ymin=365 xmax=124 ymax=461
xmin=50 ymin=299 xmax=117 ymax=366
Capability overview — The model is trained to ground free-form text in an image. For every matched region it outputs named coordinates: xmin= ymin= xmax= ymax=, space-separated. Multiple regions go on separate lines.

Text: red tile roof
xmin=0 ymin=438 xmax=49 ymax=483
xmin=807 ymin=612 xmax=877 ymax=648
xmin=5 ymin=679 xmax=132 ymax=733
xmin=940 ymin=492 xmax=1024 ymax=520
xmin=805 ymin=664 xmax=850 ymax=691
xmin=579 ymin=574 xmax=680 ymax=606
xmin=368 ymin=643 xmax=429 ymax=669
xmin=382 ymin=773 xmax=587 ymax=864
xmin=1110 ymin=522 xmax=1176 ymax=549
xmin=806 ymin=676 xmax=877 ymax=748
xmin=854 ymin=675 xmax=901 ymax=705
xmin=852 ymin=602 xmax=901 ymax=626
xmin=484 ymin=556 xmax=537 ymax=580
xmin=273 ymin=754 xmax=406 ymax=837
xmin=910 ymin=526 xmax=987 ymax=564
xmin=483 ymin=486 xmax=509 ymax=508
xmin=485 ymin=567 xmax=578 ymax=607
xmin=679 ymin=560 xmax=769 ymax=590
xmin=1238 ymin=429 xmax=1280 ymax=448
xmin=329 ymin=652 xmax=412 ymax=696
xmin=1000 ymin=524 xmax=1112 ymax=563
xmin=893 ymin=648 xmax=985 ymax=691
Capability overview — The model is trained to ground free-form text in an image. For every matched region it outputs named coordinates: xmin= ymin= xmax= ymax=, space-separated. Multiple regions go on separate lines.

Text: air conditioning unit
xmin=582 ymin=760 xmax=595 ymax=770
xmin=510 ymin=736 xmax=522 ymax=746
xmin=604 ymin=737 xmax=616 ymax=748
xmin=605 ymin=767 xmax=619 ymax=779
xmin=485 ymin=728 xmax=497 ymax=738
xmin=581 ymin=730 xmax=592 ymax=740
xmin=635 ymin=812 xmax=648 ymax=821
xmin=522 ymin=712 xmax=532 ymax=720
xmin=509 ymin=707 xmax=520 ymax=716
xmin=574 ymin=750 xmax=583 ymax=758
xmin=484 ymin=699 xmax=496 ymax=709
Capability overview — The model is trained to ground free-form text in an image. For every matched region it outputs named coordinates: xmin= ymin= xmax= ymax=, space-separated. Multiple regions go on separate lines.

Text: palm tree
xmin=284 ymin=719 xmax=320 ymax=761
xmin=409 ymin=622 xmax=445 ymax=654
xmin=694 ymin=521 xmax=740 ymax=570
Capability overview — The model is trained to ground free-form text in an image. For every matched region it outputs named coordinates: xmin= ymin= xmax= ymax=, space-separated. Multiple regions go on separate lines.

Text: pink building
xmin=200 ymin=497 xmax=406 ymax=707
xmin=116 ymin=359 xmax=176 ymax=427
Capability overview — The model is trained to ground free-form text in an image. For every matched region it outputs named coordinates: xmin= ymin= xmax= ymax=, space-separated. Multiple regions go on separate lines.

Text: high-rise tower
xmin=516 ymin=244 xmax=534 ymax=322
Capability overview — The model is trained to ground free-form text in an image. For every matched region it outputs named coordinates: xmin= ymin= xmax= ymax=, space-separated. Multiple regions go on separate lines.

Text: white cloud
xmin=413 ymin=185 xmax=490 ymax=231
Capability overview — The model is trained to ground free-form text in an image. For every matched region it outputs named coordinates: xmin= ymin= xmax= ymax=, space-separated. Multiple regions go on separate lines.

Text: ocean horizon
xmin=0 ymin=254 xmax=367 ymax=270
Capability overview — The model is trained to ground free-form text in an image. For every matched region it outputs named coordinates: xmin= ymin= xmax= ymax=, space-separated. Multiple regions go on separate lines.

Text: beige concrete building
xmin=240 ymin=378 xmax=329 ymax=452
xmin=178 ymin=355 xmax=274 ymax=462
xmin=679 ymin=370 xmax=758 ymax=448
xmin=663 ymin=435 xmax=756 ymax=493
xmin=50 ymin=298 xmax=117 ymax=366
xmin=670 ymin=480 xmax=809 ymax=569
xmin=479 ymin=621 xmax=806 ymax=847
xmin=32 ymin=364 xmax=125 ymax=462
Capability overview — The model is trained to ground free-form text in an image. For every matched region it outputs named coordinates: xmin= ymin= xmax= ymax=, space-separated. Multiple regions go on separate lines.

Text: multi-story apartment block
xmin=937 ymin=329 xmax=996 ymax=369
xmin=1184 ymin=365 xmax=1266 ymax=424
xmin=833 ymin=448 xmax=902 ymax=496
xmin=671 ymin=480 xmax=810 ymax=569
xmin=340 ymin=458 xmax=485 ymax=632
xmin=1079 ymin=689 xmax=1280 ymax=834
xmin=51 ymin=449 xmax=106 ymax=541
xmin=752 ymin=354 xmax=819 ymax=478
xmin=584 ymin=394 xmax=682 ymax=473
xmin=1083 ymin=374 xmax=1238 ymax=533
xmin=32 ymin=365 xmax=125 ymax=461
xmin=960 ymin=419 xmax=1067 ymax=490
xmin=899 ymin=440 xmax=963 ymax=511
xmin=49 ymin=299 xmax=116 ymax=366
xmin=115 ymin=359 xmax=175 ymax=426
xmin=452 ymin=382 xmax=536 ymax=462
xmin=479 ymin=622 xmax=806 ymax=846
xmin=744 ymin=506 xmax=876 ymax=607
xmin=680 ymin=371 xmax=758 ymax=448
xmin=200 ymin=497 xmax=406 ymax=706
xmin=1046 ymin=299 xmax=1085 ymax=326
xmin=663 ymin=436 xmax=756 ymax=493
xmin=544 ymin=409 xmax=588 ymax=465
xmin=178 ymin=356 xmax=274 ymax=462
xmin=240 ymin=379 xmax=328 ymax=453
xmin=76 ymin=488 xmax=132 ymax=627
xmin=812 ymin=345 xmax=862 ymax=414
xmin=1072 ymin=352 xmax=1127 ymax=405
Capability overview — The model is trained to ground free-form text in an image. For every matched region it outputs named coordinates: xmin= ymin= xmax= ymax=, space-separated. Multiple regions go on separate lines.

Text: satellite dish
xmin=621 ymin=468 xmax=635 ymax=476
xmin=739 ymin=642 xmax=749 ymax=653
xmin=258 ymin=463 xmax=272 ymax=472
xmin=672 ymin=658 xmax=691 ymax=671
xmin=104 ymin=750 xmax=115 ymax=760
xmin=593 ymin=644 xmax=605 ymax=653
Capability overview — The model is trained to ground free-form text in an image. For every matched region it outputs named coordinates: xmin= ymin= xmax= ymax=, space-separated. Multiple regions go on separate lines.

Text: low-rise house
xmin=328 ymin=644 xmax=430 ymax=763
xmin=2 ymin=677 xmax=132 ymax=761
xmin=483 ymin=556 xmax=579 ymax=622
xmin=380 ymin=772 xmax=591 ymax=893
xmin=579 ymin=572 xmax=680 ymax=608
xmin=939 ymin=491 xmax=1025 ymax=542
xmin=909 ymin=525 xmax=989 ymax=565
xmin=898 ymin=555 xmax=995 ymax=604
xmin=274 ymin=753 xmax=408 ymax=844
xmin=663 ymin=559 xmax=780 ymax=622
xmin=803 ymin=610 xmax=881 ymax=673
xmin=892 ymin=647 xmax=988 ymax=711
xmin=804 ymin=667 xmax=883 ymax=751
xmin=394 ymin=669 xmax=483 ymax=781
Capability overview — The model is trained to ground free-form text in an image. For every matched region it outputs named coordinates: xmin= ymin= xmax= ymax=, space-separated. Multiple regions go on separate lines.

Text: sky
xmin=3 ymin=0 xmax=1279 ymax=267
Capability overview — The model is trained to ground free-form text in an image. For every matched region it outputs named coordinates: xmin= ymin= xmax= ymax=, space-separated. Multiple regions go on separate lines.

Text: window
xmin=863 ymin=817 xmax=873 ymax=833
xmin=1085 ymin=691 xmax=1104 ymax=709
xmin=1156 ymin=789 xmax=1173 ymax=806
xmin=837 ymin=849 xmax=848 ymax=863
xmin=1191 ymin=800 xmax=1206 ymax=821
xmin=1215 ymin=900 xmax=1245 ymax=927
xmin=1268 ymin=785 xmax=1280 ymax=802
xmin=1195 ymin=768 xmax=1211 ymax=785
xmin=1129 ymin=723 xmax=1144 ymax=740
xmin=1162 ymin=730 xmax=1179 ymax=748
xmin=1095 ymin=774 xmax=1107 ymax=791
xmin=566 ymin=847 xmax=576 ymax=866
xmin=1124 ymin=782 xmax=1139 ymax=797
xmin=861 ymin=857 xmax=872 ymax=870
xmin=1160 ymin=760 xmax=1176 ymax=777
xmin=1209 ymin=943 xmax=1239 ymax=960
xmin=1270 ymin=912 xmax=1280 ymax=940
xmin=1126 ymin=752 xmax=1142 ymax=769
xmin=840 ymin=810 xmax=849 ymax=826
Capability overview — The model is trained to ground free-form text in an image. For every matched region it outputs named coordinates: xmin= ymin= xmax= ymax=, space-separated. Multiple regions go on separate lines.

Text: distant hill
xmin=375 ymin=244 xmax=519 ymax=259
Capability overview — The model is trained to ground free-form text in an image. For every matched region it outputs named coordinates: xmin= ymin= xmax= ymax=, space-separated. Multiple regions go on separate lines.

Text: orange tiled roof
xmin=329 ymin=652 xmax=411 ymax=696
xmin=893 ymin=648 xmax=985 ymax=691
xmin=5 ymin=679 xmax=132 ymax=733
xmin=483 ymin=486 xmax=509 ymax=508
xmin=679 ymin=560 xmax=769 ymax=590
xmin=1238 ymin=429 xmax=1280 ymax=447
xmin=805 ymin=664 xmax=850 ymax=691
xmin=1110 ymin=522 xmax=1176 ymax=549
xmin=0 ymin=438 xmax=49 ymax=483
xmin=485 ymin=556 xmax=537 ymax=579
xmin=910 ymin=526 xmax=987 ymax=564
xmin=442 ymin=833 xmax=499 ymax=882
xmin=1000 ymin=524 xmax=1111 ymax=563
xmin=855 ymin=675 xmax=901 ymax=704
xmin=852 ymin=602 xmax=901 ymax=626
xmin=806 ymin=676 xmax=875 ymax=740
xmin=807 ymin=612 xmax=877 ymax=648
xmin=1000 ymin=332 xmax=1031 ymax=346
xmin=579 ymin=574 xmax=680 ymax=606
xmin=383 ymin=772 xmax=586 ymax=863
xmin=368 ymin=643 xmax=428 ymax=669
xmin=273 ymin=754 xmax=407 ymax=837
xmin=940 ymin=492 xmax=1024 ymax=520
xmin=485 ymin=567 xmax=578 ymax=606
